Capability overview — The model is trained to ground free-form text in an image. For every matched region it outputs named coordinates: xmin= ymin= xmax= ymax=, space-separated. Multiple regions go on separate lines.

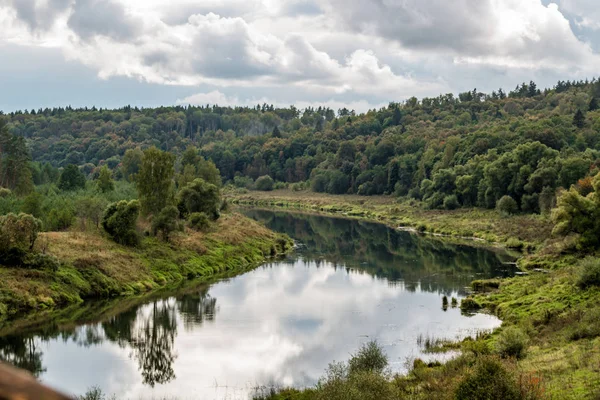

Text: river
xmin=0 ymin=209 xmax=517 ymax=399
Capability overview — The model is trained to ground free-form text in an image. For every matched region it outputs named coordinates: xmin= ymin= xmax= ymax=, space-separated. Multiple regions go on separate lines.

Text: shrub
xmin=348 ymin=341 xmax=388 ymax=375
xmin=255 ymin=175 xmax=275 ymax=191
xmin=0 ymin=188 xmax=12 ymax=198
xmin=316 ymin=362 xmax=396 ymax=400
xmin=577 ymin=258 xmax=600 ymax=289
xmin=151 ymin=206 xmax=180 ymax=241
xmin=496 ymin=195 xmax=518 ymax=216
xmin=188 ymin=212 xmax=210 ymax=232
xmin=0 ymin=213 xmax=43 ymax=255
xmin=22 ymin=253 xmax=61 ymax=272
xmin=177 ymin=178 xmax=221 ymax=220
xmin=233 ymin=175 xmax=254 ymax=189
xmin=45 ymin=208 xmax=75 ymax=231
xmin=443 ymin=194 xmax=459 ymax=210
xmin=102 ymin=200 xmax=140 ymax=246
xmin=455 ymin=357 xmax=521 ymax=400
xmin=495 ymin=326 xmax=528 ymax=359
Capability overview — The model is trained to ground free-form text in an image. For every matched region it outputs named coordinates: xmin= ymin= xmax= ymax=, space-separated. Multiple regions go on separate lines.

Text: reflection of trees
xmin=245 ymin=209 xmax=517 ymax=295
xmin=177 ymin=287 xmax=217 ymax=330
xmin=0 ymin=287 xmax=219 ymax=387
xmin=130 ymin=301 xmax=178 ymax=387
xmin=0 ymin=336 xmax=45 ymax=377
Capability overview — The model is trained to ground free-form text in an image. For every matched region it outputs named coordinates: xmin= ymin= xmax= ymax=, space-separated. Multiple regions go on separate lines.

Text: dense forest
xmin=3 ymin=79 xmax=600 ymax=215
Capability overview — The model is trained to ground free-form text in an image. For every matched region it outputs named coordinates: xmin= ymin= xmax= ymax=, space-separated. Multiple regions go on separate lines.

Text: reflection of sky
xmin=37 ymin=259 xmax=501 ymax=400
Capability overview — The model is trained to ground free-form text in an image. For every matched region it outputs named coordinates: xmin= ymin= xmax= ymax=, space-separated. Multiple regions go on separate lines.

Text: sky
xmin=1 ymin=0 xmax=600 ymax=113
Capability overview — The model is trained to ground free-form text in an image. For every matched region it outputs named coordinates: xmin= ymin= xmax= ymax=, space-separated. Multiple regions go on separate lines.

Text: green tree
xmin=136 ymin=147 xmax=175 ymax=216
xmin=58 ymin=165 xmax=86 ymax=191
xmin=121 ymin=148 xmax=143 ymax=182
xmin=76 ymin=197 xmax=108 ymax=229
xmin=102 ymin=200 xmax=140 ymax=246
xmin=151 ymin=206 xmax=180 ymax=241
xmin=552 ymin=173 xmax=600 ymax=249
xmin=177 ymin=178 xmax=221 ymax=220
xmin=96 ymin=165 xmax=115 ymax=193
xmin=496 ymin=195 xmax=518 ymax=216
xmin=196 ymin=158 xmax=222 ymax=187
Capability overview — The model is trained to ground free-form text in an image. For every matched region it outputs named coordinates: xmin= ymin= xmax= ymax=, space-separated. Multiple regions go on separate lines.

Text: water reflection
xmin=0 ymin=210 xmax=515 ymax=399
xmin=243 ymin=208 xmax=517 ymax=295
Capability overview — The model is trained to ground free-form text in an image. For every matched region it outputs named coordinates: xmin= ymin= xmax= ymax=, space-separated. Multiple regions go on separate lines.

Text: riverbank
xmin=230 ymin=191 xmax=600 ymax=399
xmin=228 ymin=189 xmax=553 ymax=250
xmin=0 ymin=212 xmax=292 ymax=322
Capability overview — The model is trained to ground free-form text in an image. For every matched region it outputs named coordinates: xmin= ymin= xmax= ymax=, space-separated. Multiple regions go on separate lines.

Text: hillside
xmin=2 ymin=79 xmax=600 ymax=216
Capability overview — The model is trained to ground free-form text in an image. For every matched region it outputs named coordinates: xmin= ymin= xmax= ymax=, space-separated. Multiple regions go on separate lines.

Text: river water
xmin=0 ymin=209 xmax=517 ymax=399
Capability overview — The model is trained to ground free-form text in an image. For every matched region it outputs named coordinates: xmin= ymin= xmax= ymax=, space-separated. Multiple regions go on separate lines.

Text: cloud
xmin=1 ymin=0 xmax=600 ymax=110
xmin=67 ymin=0 xmax=144 ymax=40
xmin=2 ymin=0 xmax=72 ymax=31
xmin=324 ymin=0 xmax=600 ymax=71
xmin=558 ymin=0 xmax=600 ymax=30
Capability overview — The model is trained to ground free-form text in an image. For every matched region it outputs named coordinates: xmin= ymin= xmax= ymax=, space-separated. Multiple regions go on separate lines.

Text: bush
xmin=455 ymin=357 xmax=521 ymax=400
xmin=22 ymin=253 xmax=61 ymax=272
xmin=102 ymin=200 xmax=140 ymax=246
xmin=0 ymin=188 xmax=12 ymax=198
xmin=495 ymin=326 xmax=528 ymax=359
xmin=255 ymin=175 xmax=275 ymax=191
xmin=311 ymin=175 xmax=328 ymax=193
xmin=151 ymin=206 xmax=180 ymax=241
xmin=496 ymin=195 xmax=518 ymax=216
xmin=443 ymin=194 xmax=459 ymax=210
xmin=233 ymin=175 xmax=254 ymax=189
xmin=0 ymin=213 xmax=42 ymax=256
xmin=188 ymin=212 xmax=210 ymax=232
xmin=178 ymin=178 xmax=221 ymax=220
xmin=348 ymin=341 xmax=388 ymax=375
xmin=577 ymin=258 xmax=600 ymax=289
xmin=45 ymin=208 xmax=75 ymax=231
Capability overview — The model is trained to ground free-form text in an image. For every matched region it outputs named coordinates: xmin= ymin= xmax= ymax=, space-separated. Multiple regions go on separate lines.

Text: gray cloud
xmin=325 ymin=0 xmax=495 ymax=53
xmin=67 ymin=0 xmax=143 ymax=40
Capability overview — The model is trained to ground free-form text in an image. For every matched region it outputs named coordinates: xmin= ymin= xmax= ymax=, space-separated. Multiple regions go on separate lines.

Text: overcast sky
xmin=1 ymin=0 xmax=600 ymax=112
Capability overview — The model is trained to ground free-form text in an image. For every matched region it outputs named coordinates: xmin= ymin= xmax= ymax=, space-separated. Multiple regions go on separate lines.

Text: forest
xmin=2 ymin=79 xmax=600 ymax=216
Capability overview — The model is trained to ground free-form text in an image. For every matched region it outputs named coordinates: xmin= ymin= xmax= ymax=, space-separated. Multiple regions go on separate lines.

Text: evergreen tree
xmin=589 ymin=97 xmax=599 ymax=112
xmin=272 ymin=125 xmax=281 ymax=138
xmin=573 ymin=109 xmax=586 ymax=128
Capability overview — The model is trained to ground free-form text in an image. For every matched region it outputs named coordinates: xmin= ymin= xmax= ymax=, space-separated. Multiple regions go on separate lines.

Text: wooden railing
xmin=0 ymin=362 xmax=72 ymax=400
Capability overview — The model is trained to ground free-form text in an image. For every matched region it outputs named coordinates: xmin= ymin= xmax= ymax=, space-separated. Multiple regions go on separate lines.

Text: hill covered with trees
xmin=3 ymin=78 xmax=600 ymax=215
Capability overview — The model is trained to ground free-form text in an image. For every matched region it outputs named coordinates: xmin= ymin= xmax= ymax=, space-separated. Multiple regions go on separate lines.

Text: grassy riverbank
xmin=228 ymin=189 xmax=553 ymax=250
xmin=229 ymin=191 xmax=599 ymax=400
xmin=0 ymin=212 xmax=292 ymax=322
